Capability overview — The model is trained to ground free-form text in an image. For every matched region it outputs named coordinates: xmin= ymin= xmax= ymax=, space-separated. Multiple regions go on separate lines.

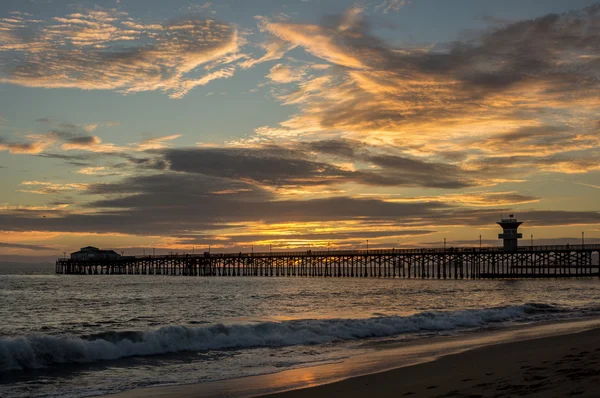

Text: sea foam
xmin=0 ymin=303 xmax=563 ymax=371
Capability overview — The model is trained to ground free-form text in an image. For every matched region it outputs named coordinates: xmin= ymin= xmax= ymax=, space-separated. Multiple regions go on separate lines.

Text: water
xmin=2 ymin=268 xmax=600 ymax=397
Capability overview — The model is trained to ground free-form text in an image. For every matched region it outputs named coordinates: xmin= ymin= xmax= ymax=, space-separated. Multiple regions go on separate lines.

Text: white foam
xmin=0 ymin=303 xmax=563 ymax=371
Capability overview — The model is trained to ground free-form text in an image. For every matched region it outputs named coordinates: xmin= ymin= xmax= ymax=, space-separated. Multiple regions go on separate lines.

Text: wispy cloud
xmin=381 ymin=191 xmax=540 ymax=207
xmin=1 ymin=123 xmax=181 ymax=156
xmin=375 ymin=0 xmax=410 ymax=14
xmin=0 ymin=242 xmax=54 ymax=251
xmin=0 ymin=134 xmax=55 ymax=154
xmin=266 ymin=63 xmax=307 ymax=83
xmin=574 ymin=182 xmax=600 ymax=190
xmin=18 ymin=181 xmax=89 ymax=195
xmin=77 ymin=166 xmax=124 ymax=176
xmin=0 ymin=9 xmax=243 ymax=98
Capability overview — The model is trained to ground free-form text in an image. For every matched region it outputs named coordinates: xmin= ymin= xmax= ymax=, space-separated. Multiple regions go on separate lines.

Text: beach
xmin=262 ymin=327 xmax=600 ymax=398
xmin=111 ymin=318 xmax=600 ymax=398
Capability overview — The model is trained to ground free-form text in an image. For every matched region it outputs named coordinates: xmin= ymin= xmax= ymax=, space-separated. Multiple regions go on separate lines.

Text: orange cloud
xmin=18 ymin=181 xmax=89 ymax=195
xmin=259 ymin=10 xmax=368 ymax=69
xmin=0 ymin=132 xmax=58 ymax=154
xmin=0 ymin=10 xmax=243 ymax=98
xmin=248 ymin=5 xmax=600 ymax=183
xmin=267 ymin=64 xmax=307 ymax=84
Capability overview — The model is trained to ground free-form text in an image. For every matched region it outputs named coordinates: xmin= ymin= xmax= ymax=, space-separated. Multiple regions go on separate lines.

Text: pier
xmin=56 ymin=245 xmax=600 ymax=279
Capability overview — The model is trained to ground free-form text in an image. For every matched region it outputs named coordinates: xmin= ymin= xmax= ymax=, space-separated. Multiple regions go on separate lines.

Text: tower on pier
xmin=497 ymin=214 xmax=523 ymax=251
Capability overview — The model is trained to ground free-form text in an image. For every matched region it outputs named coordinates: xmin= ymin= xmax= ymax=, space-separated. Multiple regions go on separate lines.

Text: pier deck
xmin=56 ymin=245 xmax=600 ymax=279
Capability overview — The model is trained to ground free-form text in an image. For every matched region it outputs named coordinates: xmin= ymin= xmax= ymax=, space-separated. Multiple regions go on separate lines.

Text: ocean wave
xmin=0 ymin=303 xmax=567 ymax=371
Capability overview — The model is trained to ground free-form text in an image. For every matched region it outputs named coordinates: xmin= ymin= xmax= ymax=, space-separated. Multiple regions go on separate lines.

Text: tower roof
xmin=497 ymin=214 xmax=523 ymax=228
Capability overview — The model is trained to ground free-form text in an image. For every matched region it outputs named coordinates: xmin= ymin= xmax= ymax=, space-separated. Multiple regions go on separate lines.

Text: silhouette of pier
xmin=56 ymin=245 xmax=600 ymax=279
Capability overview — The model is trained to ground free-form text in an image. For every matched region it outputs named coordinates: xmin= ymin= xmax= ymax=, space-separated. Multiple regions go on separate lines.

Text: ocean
xmin=2 ymin=267 xmax=600 ymax=397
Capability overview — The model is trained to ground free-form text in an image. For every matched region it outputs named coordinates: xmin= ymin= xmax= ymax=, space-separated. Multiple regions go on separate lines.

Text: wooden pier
xmin=56 ymin=245 xmax=600 ymax=279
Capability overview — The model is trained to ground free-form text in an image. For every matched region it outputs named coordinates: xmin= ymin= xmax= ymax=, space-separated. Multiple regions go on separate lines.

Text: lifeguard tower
xmin=497 ymin=214 xmax=523 ymax=251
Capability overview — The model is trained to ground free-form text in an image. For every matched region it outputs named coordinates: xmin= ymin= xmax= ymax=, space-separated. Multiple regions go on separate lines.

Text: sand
xmin=262 ymin=327 xmax=600 ymax=398
xmin=111 ymin=319 xmax=600 ymax=398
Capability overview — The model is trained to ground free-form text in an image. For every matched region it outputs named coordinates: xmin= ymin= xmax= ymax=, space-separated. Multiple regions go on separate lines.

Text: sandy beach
xmin=111 ymin=319 xmax=600 ymax=398
xmin=262 ymin=327 xmax=600 ymax=398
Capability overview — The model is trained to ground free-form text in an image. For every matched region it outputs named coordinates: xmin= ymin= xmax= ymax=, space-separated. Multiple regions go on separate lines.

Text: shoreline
xmin=110 ymin=317 xmax=600 ymax=398
xmin=262 ymin=324 xmax=600 ymax=398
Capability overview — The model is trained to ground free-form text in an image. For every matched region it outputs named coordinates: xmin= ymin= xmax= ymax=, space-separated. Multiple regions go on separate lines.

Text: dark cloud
xmin=0 ymin=171 xmax=447 ymax=235
xmin=87 ymin=172 xmax=449 ymax=221
xmin=301 ymin=139 xmax=362 ymax=158
xmin=163 ymin=146 xmax=474 ymax=189
xmin=471 ymin=153 xmax=600 ymax=175
xmin=0 ymin=136 xmax=45 ymax=154
xmin=491 ymin=125 xmax=568 ymax=143
xmin=165 ymin=147 xmax=348 ymax=186
xmin=49 ymin=130 xmax=100 ymax=148
xmin=38 ymin=152 xmax=93 ymax=161
xmin=406 ymin=7 xmax=600 ymax=94
xmin=88 ymin=172 xmax=271 ymax=201
xmin=517 ymin=210 xmax=600 ymax=227
xmin=2 ymin=169 xmax=599 ymax=239
xmin=63 ymin=136 xmax=98 ymax=146
xmin=0 ymin=242 xmax=53 ymax=251
xmin=364 ymin=154 xmax=472 ymax=188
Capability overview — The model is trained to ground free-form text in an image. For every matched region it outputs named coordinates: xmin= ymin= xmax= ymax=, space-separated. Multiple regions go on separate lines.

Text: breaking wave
xmin=0 ymin=303 xmax=569 ymax=371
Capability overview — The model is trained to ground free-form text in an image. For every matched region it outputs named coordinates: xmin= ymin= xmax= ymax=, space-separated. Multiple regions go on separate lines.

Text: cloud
xmin=266 ymin=63 xmax=306 ymax=83
xmin=77 ymin=166 xmax=123 ymax=176
xmin=574 ymin=182 xmax=600 ymax=190
xmin=302 ymin=139 xmax=362 ymax=158
xmin=0 ymin=134 xmax=55 ymax=154
xmin=164 ymin=147 xmax=348 ymax=186
xmin=2 ymin=119 xmax=181 ymax=158
xmin=2 ymin=170 xmax=599 ymax=241
xmin=0 ymin=10 xmax=242 ymax=98
xmin=2 ymin=172 xmax=448 ymax=237
xmin=468 ymin=125 xmax=600 ymax=157
xmin=61 ymin=135 xmax=103 ymax=150
xmin=83 ymin=124 xmax=99 ymax=132
xmin=375 ymin=0 xmax=410 ymax=14
xmin=258 ymin=8 xmax=373 ymax=69
xmin=381 ymin=191 xmax=540 ymax=207
xmin=18 ymin=181 xmax=89 ymax=195
xmin=469 ymin=153 xmax=600 ymax=175
xmin=0 ymin=242 xmax=53 ymax=251
xmin=175 ymin=228 xmax=435 ymax=247
xmin=162 ymin=146 xmax=474 ymax=189
xmin=251 ymin=5 xmax=600 ymax=183
xmin=238 ymin=37 xmax=294 ymax=69
xmin=2 ymin=5 xmax=600 ymax=250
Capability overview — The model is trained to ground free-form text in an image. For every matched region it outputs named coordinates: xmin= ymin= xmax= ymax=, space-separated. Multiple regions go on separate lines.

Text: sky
xmin=1 ymin=0 xmax=600 ymax=262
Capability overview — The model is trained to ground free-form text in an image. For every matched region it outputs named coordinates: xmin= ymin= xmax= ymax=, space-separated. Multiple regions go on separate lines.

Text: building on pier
xmin=70 ymin=246 xmax=121 ymax=261
xmin=497 ymin=215 xmax=523 ymax=252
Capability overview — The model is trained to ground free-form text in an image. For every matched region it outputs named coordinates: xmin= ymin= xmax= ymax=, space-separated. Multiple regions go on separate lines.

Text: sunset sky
xmin=1 ymin=0 xmax=600 ymax=262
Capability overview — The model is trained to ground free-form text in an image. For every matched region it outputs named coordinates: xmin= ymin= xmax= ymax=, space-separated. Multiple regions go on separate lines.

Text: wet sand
xmin=111 ymin=319 xmax=600 ymax=398
xmin=262 ymin=327 xmax=600 ymax=398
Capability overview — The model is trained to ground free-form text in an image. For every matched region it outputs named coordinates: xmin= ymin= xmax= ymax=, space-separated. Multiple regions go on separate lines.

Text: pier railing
xmin=111 ymin=244 xmax=600 ymax=259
